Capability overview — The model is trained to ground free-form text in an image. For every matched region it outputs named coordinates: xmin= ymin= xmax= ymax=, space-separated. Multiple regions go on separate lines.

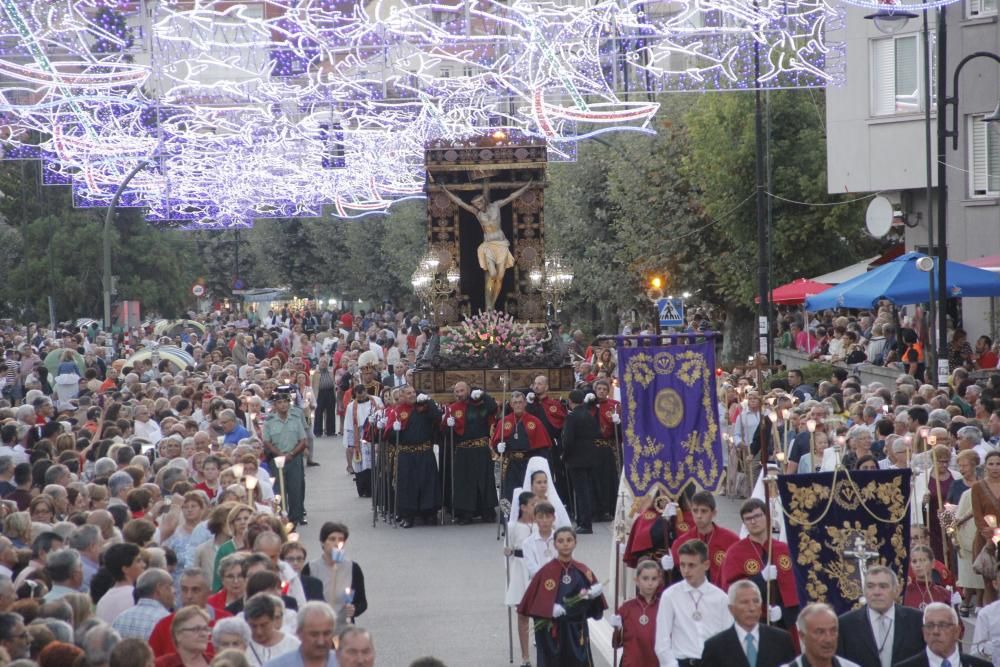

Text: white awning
xmin=811 ymin=255 xmax=881 ymax=285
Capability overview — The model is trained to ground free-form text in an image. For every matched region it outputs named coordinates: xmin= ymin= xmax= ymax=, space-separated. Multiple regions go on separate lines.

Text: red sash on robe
xmin=720 ymin=536 xmax=799 ymax=608
xmin=592 ymin=398 xmax=621 ymax=439
xmin=445 ymin=400 xmax=468 ymax=436
xmin=382 ymin=404 xmax=414 ymax=438
xmin=517 ymin=558 xmax=606 ymax=619
xmin=538 ymin=396 xmax=567 ymax=430
xmin=670 ymin=523 xmax=740 ymax=585
xmin=491 ymin=412 xmax=552 ymax=451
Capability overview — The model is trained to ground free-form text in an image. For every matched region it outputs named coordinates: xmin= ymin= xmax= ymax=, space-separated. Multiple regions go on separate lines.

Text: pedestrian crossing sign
xmin=657 ymin=298 xmax=684 ymax=327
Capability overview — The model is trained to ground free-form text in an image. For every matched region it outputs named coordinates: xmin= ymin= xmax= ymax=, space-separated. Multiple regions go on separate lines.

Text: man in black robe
xmin=444 ymin=381 xmax=498 ymax=524
xmin=385 ymin=385 xmax=442 ymax=528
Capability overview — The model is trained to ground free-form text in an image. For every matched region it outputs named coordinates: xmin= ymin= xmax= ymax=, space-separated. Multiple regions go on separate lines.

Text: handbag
xmin=974 ymin=542 xmax=997 ymax=580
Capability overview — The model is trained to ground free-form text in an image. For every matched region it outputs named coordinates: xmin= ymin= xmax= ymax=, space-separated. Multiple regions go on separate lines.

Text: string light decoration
xmin=0 ymin=0 xmax=843 ymax=227
xmin=838 ymin=0 xmax=959 ymax=8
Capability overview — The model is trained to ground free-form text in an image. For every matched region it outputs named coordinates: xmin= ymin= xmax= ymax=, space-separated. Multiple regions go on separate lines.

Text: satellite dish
xmin=865 ymin=196 xmax=894 ymax=238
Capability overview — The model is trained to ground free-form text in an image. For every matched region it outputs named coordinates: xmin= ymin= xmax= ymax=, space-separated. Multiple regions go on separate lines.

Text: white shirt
xmin=247 ymin=632 xmax=300 ymax=667
xmin=343 ymin=397 xmax=384 ymax=450
xmin=924 ymin=646 xmax=962 ymax=667
xmin=654 ymin=578 xmax=732 ymax=667
xmin=780 ymin=658 xmax=862 ymax=667
xmin=866 ymin=605 xmax=895 ymax=667
xmin=0 ymin=445 xmax=28 ymax=465
xmin=734 ymin=409 xmax=761 ymax=448
xmin=521 ymin=532 xmax=556 ymax=579
xmin=95 ymin=584 xmax=136 ymax=624
xmin=971 ymin=597 xmax=1000 ymax=659
xmin=133 ymin=419 xmax=163 ymax=444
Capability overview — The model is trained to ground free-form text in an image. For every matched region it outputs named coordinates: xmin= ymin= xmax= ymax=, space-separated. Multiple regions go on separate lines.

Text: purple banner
xmin=616 ymin=338 xmax=723 ymax=498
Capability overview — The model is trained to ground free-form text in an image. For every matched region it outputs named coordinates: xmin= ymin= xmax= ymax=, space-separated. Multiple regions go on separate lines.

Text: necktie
xmin=941 ymin=660 xmax=951 ymax=667
xmin=744 ymin=633 xmax=757 ymax=667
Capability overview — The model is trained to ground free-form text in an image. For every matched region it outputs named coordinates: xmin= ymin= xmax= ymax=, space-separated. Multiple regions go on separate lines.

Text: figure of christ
xmin=435 ymin=177 xmax=534 ymax=312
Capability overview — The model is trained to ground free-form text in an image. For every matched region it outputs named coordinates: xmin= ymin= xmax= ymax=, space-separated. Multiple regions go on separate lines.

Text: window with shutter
xmin=871 ymin=36 xmax=923 ymax=116
xmin=970 ymin=114 xmax=1000 ymax=197
xmin=967 ymin=0 xmax=999 ymax=18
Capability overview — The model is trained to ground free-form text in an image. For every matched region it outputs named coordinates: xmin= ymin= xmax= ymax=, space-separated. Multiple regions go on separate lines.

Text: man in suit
xmin=381 ymin=361 xmax=408 ymax=389
xmin=782 ymin=603 xmax=862 ymax=667
xmin=836 ymin=565 xmax=924 ymax=667
xmin=894 ymin=602 xmax=991 ymax=667
xmin=702 ymin=579 xmax=796 ymax=667
xmin=561 ymin=390 xmax=600 ymax=534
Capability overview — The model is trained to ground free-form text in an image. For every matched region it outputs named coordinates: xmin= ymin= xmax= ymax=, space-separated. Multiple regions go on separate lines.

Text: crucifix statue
xmin=844 ymin=534 xmax=880 ymax=591
xmin=433 ymin=174 xmax=534 ymax=312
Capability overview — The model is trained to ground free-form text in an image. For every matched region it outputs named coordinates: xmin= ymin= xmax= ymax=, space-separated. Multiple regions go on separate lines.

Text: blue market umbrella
xmin=805 ymin=252 xmax=1000 ymax=311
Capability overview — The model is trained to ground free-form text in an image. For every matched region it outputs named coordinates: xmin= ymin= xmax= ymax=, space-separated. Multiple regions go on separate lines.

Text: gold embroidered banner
xmin=776 ymin=469 xmax=911 ymax=614
xmin=615 ymin=338 xmax=723 ymax=498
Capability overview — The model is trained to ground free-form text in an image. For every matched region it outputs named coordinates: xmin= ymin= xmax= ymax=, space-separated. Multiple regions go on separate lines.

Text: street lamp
xmin=865 ymin=7 xmax=918 ymax=35
xmin=936 ymin=10 xmax=1000 ymax=384
xmin=103 ymin=159 xmax=154 ymax=330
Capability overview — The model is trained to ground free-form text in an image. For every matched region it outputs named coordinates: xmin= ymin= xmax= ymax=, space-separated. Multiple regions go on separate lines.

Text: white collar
xmin=682 ymin=578 xmax=709 ymax=594
xmin=926 ymin=647 xmax=961 ymax=667
xmin=734 ymin=623 xmax=759 ymax=644
xmin=867 ymin=604 xmax=896 ymax=622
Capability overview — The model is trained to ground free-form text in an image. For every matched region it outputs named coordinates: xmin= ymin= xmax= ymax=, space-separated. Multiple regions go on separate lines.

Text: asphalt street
xmin=296 ymin=435 xmax=749 ymax=667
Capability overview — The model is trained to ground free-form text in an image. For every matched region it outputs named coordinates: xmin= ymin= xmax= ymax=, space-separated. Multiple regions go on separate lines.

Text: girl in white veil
xmin=509 ymin=455 xmax=572 ymax=531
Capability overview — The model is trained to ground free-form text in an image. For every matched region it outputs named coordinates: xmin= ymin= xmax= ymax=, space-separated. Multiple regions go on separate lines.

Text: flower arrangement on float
xmin=439 ymin=310 xmax=544 ymax=367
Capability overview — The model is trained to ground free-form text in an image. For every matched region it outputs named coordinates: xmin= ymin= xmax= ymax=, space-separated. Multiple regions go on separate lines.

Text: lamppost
xmin=103 ymin=159 xmax=153 ymax=330
xmin=936 ymin=7 xmax=1000 ymax=383
xmin=529 ymin=255 xmax=573 ymax=320
xmin=411 ymin=253 xmax=459 ymax=324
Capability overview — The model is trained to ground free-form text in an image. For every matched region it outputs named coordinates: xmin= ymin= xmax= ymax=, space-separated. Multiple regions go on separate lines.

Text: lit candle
xmin=806 ymin=419 xmax=817 ymax=433
xmin=274 ymin=456 xmax=286 ymax=469
xmin=987 ymin=515 xmax=998 ymax=529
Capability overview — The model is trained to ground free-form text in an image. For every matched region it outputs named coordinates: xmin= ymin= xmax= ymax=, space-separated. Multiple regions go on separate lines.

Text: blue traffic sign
xmin=657 ymin=298 xmax=684 ymax=327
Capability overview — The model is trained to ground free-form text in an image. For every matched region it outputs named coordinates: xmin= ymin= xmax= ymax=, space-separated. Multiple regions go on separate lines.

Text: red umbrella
xmin=755 ymin=278 xmax=832 ymax=305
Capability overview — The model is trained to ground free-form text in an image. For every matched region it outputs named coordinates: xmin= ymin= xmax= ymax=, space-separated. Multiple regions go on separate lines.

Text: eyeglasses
xmin=178 ymin=626 xmax=211 ymax=634
xmin=743 ymin=513 xmax=767 ymax=522
xmin=284 ymin=556 xmax=305 ymax=563
xmin=223 ymin=573 xmax=245 ymax=581
xmin=922 ymin=622 xmax=956 ymax=632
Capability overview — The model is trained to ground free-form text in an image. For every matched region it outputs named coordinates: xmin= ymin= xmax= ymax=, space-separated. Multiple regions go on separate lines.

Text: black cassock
xmin=451 ymin=394 xmax=498 ymax=520
xmin=395 ymin=400 xmax=442 ymax=520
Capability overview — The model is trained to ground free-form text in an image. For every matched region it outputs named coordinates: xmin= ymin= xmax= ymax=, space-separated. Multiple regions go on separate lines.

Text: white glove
xmin=527 ymin=392 xmax=536 ymax=403
xmin=660 ymin=553 xmax=674 ymax=570
xmin=951 ymin=591 xmax=963 ymax=606
xmin=585 ymin=392 xmax=596 ymax=404
xmin=392 ymin=420 xmax=402 ymax=432
xmin=471 ymin=389 xmax=482 ymax=400
xmin=446 ymin=417 xmax=456 ymax=427
xmin=768 ymin=605 xmax=782 ymax=623
xmin=661 ymin=501 xmax=678 ymax=519
xmin=553 ymin=603 xmax=566 ymax=618
xmin=377 ymin=417 xmax=387 ymax=429
xmin=587 ymin=583 xmax=603 ymax=599
xmin=497 ymin=442 xmax=507 ymax=454
xmin=761 ymin=564 xmax=778 ymax=582
xmin=417 ymin=393 xmax=429 ymax=403
xmin=611 ymin=413 xmax=621 ymax=424
xmin=608 ymin=614 xmax=623 ymax=629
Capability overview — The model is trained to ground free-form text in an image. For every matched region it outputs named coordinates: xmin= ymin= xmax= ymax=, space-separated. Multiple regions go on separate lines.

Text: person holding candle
xmin=609 ymin=559 xmax=662 ymax=667
xmin=262 ymin=388 xmax=308 ymax=528
xmin=382 ymin=385 xmax=442 ymax=528
xmin=921 ymin=445 xmax=960 ymax=566
xmin=444 ymin=381 xmax=499 ymax=525
xmin=494 ymin=392 xmax=553 ymax=505
xmin=517 ymin=526 xmax=606 ymax=667
xmin=972 ymin=451 xmax=1000 ymax=604
xmin=304 ymin=521 xmax=366 ymax=627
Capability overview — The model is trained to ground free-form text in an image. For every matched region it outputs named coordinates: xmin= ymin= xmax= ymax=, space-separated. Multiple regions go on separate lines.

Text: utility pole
xmin=753 ymin=13 xmax=771 ymax=364
xmin=103 ymin=160 xmax=149 ymax=329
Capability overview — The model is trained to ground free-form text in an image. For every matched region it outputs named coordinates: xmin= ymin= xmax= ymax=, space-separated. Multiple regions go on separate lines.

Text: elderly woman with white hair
xmin=841 ymin=424 xmax=874 ymax=469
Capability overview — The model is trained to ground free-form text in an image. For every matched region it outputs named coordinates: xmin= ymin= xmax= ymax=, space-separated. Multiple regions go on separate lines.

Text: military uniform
xmin=263 ymin=403 xmax=308 ymax=524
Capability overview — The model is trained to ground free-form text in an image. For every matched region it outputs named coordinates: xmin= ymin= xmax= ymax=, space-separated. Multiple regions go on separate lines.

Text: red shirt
xmin=194 ymin=482 xmax=218 ymax=500
xmin=205 ymin=590 xmax=230 ymax=614
xmin=148 ymin=608 xmax=231 ymax=657
xmin=670 ymin=522 xmax=740 ymax=585
xmin=614 ymin=594 xmax=660 ymax=667
xmin=979 ymin=351 xmax=999 ymax=370
xmin=155 ymin=653 xmax=212 ymax=667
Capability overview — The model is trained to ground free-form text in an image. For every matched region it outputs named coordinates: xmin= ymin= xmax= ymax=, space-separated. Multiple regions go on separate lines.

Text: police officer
xmin=263 ymin=386 xmax=309 ymax=526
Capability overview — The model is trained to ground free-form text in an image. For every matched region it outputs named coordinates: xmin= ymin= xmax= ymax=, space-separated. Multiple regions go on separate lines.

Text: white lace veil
xmin=516 ymin=456 xmax=572 ymax=530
